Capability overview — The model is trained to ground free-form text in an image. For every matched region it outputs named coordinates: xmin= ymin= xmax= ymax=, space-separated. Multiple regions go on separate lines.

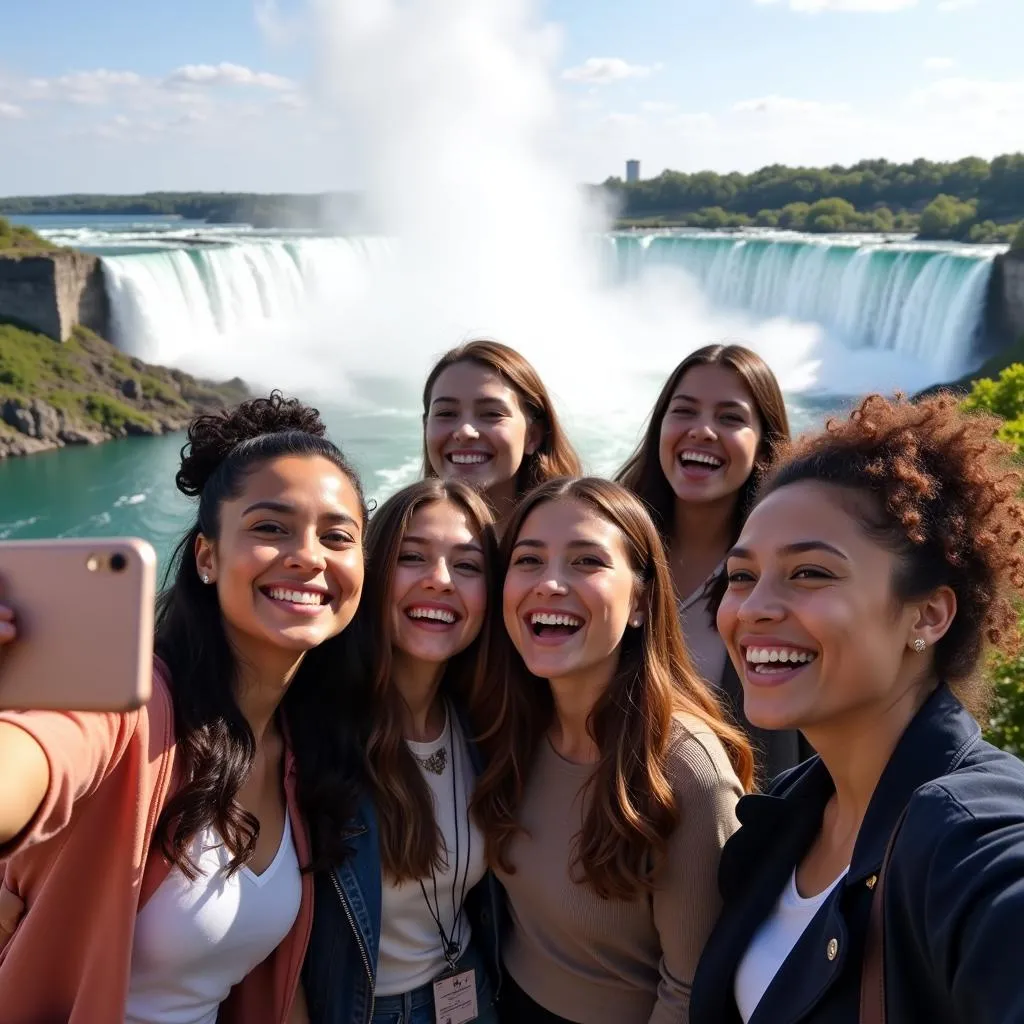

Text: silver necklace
xmin=410 ymin=704 xmax=449 ymax=775
xmin=413 ymin=746 xmax=448 ymax=776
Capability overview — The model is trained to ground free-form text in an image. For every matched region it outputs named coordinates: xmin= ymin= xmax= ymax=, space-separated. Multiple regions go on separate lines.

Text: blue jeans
xmin=370 ymin=942 xmax=498 ymax=1024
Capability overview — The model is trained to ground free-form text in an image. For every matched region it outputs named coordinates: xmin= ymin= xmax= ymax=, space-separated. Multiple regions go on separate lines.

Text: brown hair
xmin=359 ymin=478 xmax=499 ymax=881
xmin=422 ymin=339 xmax=583 ymax=497
xmin=616 ymin=343 xmax=790 ymax=545
xmin=471 ymin=477 xmax=754 ymax=900
xmin=761 ymin=392 xmax=1024 ymax=715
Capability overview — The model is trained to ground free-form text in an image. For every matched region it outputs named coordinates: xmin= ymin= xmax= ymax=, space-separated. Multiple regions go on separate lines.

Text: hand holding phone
xmin=0 ymin=538 xmax=157 ymax=712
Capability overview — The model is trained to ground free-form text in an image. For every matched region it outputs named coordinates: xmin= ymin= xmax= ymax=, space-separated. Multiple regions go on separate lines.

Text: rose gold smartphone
xmin=0 ymin=537 xmax=157 ymax=711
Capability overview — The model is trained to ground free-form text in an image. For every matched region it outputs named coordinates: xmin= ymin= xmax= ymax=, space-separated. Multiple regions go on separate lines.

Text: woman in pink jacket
xmin=0 ymin=392 xmax=368 ymax=1024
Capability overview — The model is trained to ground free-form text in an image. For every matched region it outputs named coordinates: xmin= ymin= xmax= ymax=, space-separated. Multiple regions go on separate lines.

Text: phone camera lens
xmin=109 ymin=552 xmax=128 ymax=573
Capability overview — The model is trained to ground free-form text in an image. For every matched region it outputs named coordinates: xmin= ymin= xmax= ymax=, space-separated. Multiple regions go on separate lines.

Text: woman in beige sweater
xmin=473 ymin=477 xmax=753 ymax=1024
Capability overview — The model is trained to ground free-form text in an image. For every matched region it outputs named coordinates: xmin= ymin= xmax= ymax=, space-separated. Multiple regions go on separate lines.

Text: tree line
xmin=3 ymin=153 xmax=1024 ymax=246
xmin=598 ymin=153 xmax=1024 ymax=245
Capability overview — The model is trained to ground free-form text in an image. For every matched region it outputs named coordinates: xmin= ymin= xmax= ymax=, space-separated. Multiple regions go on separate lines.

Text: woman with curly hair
xmin=690 ymin=393 xmax=1024 ymax=1024
xmin=0 ymin=393 xmax=368 ymax=1024
xmin=473 ymin=477 xmax=752 ymax=1024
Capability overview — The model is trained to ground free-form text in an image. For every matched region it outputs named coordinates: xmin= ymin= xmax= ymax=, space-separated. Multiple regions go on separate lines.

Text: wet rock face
xmin=0 ymin=252 xmax=109 ymax=343
xmin=1 ymin=397 xmax=61 ymax=441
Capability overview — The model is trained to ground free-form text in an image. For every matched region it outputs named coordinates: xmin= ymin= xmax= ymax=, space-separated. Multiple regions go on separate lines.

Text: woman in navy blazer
xmin=690 ymin=392 xmax=1024 ymax=1024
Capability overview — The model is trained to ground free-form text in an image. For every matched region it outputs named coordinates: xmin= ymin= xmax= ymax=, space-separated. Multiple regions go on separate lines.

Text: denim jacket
xmin=302 ymin=705 xmax=503 ymax=1024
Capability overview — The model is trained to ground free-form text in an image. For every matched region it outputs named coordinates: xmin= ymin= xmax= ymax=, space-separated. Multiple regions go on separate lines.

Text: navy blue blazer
xmin=690 ymin=684 xmax=1024 ymax=1024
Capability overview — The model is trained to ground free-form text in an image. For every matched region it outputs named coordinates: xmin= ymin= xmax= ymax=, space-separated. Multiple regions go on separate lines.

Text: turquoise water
xmin=0 ymin=214 xmax=966 ymax=567
xmin=0 ymin=388 xmax=837 ymax=571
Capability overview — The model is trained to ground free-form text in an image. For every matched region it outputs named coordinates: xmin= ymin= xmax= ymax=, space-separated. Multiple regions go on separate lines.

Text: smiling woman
xmin=0 ymin=391 xmax=369 ymax=1024
xmin=617 ymin=344 xmax=801 ymax=784
xmin=421 ymin=339 xmax=582 ymax=530
xmin=302 ymin=478 xmax=502 ymax=1024
xmin=473 ymin=476 xmax=752 ymax=1024
xmin=692 ymin=393 xmax=1024 ymax=1024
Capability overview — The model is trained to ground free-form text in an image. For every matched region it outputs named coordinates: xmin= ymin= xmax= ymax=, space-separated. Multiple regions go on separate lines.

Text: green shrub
xmin=83 ymin=393 xmax=154 ymax=432
xmin=985 ymin=645 xmax=1024 ymax=755
xmin=962 ymin=364 xmax=1024 ymax=752
xmin=140 ymin=374 xmax=184 ymax=405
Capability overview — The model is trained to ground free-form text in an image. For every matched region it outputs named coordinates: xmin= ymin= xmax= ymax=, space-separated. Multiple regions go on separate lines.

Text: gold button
xmin=827 ymin=938 xmax=839 ymax=961
xmin=866 ymin=875 xmax=878 ymax=891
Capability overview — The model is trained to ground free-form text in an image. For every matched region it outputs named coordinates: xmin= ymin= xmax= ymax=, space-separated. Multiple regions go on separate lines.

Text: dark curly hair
xmin=156 ymin=391 xmax=368 ymax=877
xmin=761 ymin=391 xmax=1024 ymax=715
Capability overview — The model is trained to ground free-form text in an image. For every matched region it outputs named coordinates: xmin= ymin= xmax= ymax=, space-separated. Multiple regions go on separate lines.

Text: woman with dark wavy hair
xmin=0 ymin=393 xmax=367 ymax=1024
xmin=422 ymin=339 xmax=582 ymax=531
xmin=472 ymin=477 xmax=753 ymax=1024
xmin=303 ymin=478 xmax=502 ymax=1024
xmin=617 ymin=343 xmax=803 ymax=783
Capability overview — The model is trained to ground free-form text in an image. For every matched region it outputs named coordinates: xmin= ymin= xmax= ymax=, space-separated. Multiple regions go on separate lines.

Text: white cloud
xmin=754 ymin=0 xmax=917 ymax=10
xmin=0 ymin=102 xmax=25 ymax=119
xmin=164 ymin=63 xmax=297 ymax=91
xmin=562 ymin=58 xmax=657 ymax=85
xmin=732 ymin=94 xmax=851 ymax=116
xmin=641 ymin=100 xmax=677 ymax=113
xmin=923 ymin=57 xmax=956 ymax=71
xmin=24 ymin=69 xmax=143 ymax=105
xmin=910 ymin=76 xmax=1024 ymax=114
xmin=665 ymin=112 xmax=716 ymax=130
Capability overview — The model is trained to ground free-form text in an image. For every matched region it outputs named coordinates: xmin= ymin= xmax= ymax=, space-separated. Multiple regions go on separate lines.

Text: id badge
xmin=432 ymin=969 xmax=478 ymax=1024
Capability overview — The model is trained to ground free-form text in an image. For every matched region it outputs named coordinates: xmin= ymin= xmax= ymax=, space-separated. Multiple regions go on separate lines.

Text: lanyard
xmin=418 ymin=707 xmax=472 ymax=973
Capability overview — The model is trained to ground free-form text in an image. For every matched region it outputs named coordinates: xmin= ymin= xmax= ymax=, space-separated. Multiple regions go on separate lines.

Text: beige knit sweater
xmin=495 ymin=713 xmax=743 ymax=1024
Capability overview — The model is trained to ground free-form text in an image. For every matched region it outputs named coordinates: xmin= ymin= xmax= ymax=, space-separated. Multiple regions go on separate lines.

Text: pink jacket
xmin=0 ymin=658 xmax=313 ymax=1024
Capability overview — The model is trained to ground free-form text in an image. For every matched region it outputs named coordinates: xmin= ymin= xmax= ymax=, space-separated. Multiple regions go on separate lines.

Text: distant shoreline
xmin=3 ymin=150 xmax=1023 ymax=246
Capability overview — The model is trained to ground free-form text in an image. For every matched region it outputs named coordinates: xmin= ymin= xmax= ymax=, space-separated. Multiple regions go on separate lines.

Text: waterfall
xmin=100 ymin=232 xmax=998 ymax=386
xmin=610 ymin=233 xmax=995 ymax=377
xmin=101 ymin=237 xmax=395 ymax=366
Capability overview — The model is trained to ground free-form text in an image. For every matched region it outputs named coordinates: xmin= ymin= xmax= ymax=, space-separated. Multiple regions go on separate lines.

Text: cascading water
xmin=102 ymin=237 xmax=395 ymax=367
xmin=99 ymin=230 xmax=998 ymax=386
xmin=613 ymin=233 xmax=995 ymax=375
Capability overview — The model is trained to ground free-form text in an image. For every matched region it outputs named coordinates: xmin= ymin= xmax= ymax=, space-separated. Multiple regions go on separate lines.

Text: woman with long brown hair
xmin=302 ymin=478 xmax=502 ymax=1024
xmin=422 ymin=339 xmax=582 ymax=530
xmin=472 ymin=477 xmax=752 ymax=1024
xmin=617 ymin=343 xmax=803 ymax=783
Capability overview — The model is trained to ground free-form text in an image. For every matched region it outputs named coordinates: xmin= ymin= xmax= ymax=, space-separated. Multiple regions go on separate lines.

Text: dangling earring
xmin=912 ymin=638 xmax=926 ymax=653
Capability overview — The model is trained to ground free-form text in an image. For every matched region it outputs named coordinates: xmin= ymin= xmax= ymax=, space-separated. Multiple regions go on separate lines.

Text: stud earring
xmin=631 ymin=617 xmax=642 ymax=628
xmin=201 ymin=574 xmax=211 ymax=585
xmin=912 ymin=638 xmax=926 ymax=653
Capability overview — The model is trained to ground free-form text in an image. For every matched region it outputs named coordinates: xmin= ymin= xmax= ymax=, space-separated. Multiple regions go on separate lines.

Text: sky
xmin=1 ymin=0 xmax=1021 ymax=195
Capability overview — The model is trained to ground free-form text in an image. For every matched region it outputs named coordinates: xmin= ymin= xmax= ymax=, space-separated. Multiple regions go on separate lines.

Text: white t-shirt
xmin=733 ymin=866 xmax=849 ymax=1023
xmin=125 ymin=815 xmax=301 ymax=1024
xmin=375 ymin=706 xmax=487 ymax=997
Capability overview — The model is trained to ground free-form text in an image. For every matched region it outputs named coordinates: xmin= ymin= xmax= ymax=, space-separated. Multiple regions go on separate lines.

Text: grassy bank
xmin=0 ymin=217 xmax=63 ymax=256
xmin=0 ymin=323 xmax=247 ymax=457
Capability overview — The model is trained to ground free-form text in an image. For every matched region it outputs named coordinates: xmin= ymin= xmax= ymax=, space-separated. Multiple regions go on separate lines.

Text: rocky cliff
xmin=0 ymin=324 xmax=247 ymax=460
xmin=997 ymin=251 xmax=1024 ymax=341
xmin=0 ymin=251 xmax=109 ymax=342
